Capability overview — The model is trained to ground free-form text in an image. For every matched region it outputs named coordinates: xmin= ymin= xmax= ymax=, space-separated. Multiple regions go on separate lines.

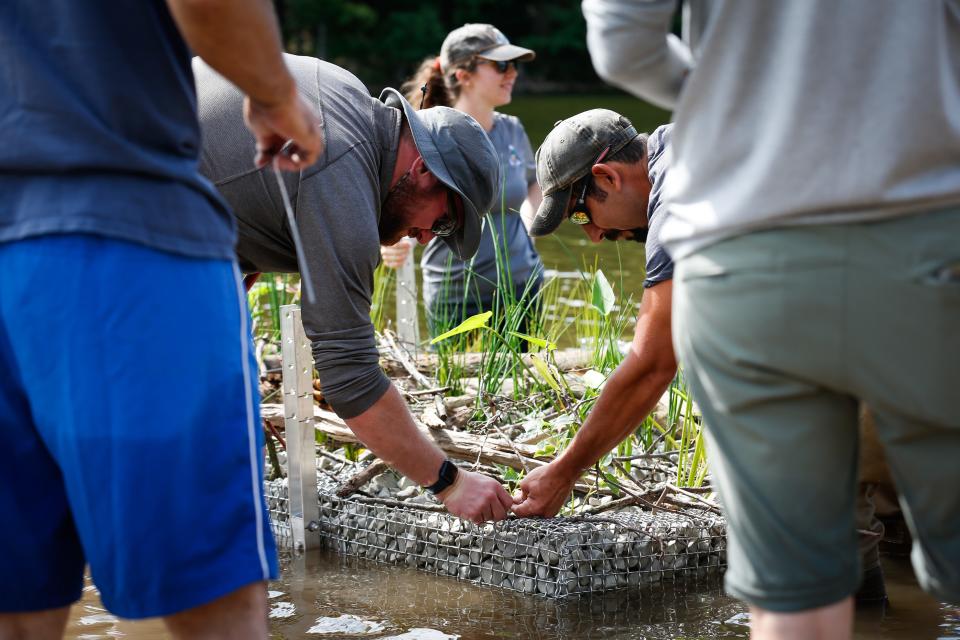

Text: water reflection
xmin=271 ymin=550 xmax=744 ymax=639
xmin=64 ymin=552 xmax=957 ymax=639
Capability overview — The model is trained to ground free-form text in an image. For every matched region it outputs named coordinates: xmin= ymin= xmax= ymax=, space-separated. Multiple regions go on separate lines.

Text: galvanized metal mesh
xmin=264 ymin=475 xmax=725 ymax=598
xmin=264 ymin=477 xmax=292 ymax=547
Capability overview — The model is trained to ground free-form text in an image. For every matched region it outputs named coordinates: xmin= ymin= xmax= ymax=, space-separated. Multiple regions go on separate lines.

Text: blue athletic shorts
xmin=0 ymin=234 xmax=278 ymax=618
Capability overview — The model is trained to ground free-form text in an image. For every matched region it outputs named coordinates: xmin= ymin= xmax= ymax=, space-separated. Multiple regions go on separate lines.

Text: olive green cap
xmin=523 ymin=109 xmax=638 ymax=236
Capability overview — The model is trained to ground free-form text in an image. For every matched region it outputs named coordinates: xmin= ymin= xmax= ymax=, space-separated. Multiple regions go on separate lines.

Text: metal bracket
xmin=280 ymin=304 xmax=321 ymax=552
xmin=395 ymin=240 xmax=420 ymax=353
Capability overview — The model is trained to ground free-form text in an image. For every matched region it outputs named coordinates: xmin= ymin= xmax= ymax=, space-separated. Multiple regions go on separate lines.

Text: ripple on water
xmin=306 ymin=614 xmax=387 ymax=635
xmin=77 ymin=613 xmax=117 ymax=626
xmin=269 ymin=602 xmax=297 ymax=619
xmin=381 ymin=630 xmax=459 ymax=640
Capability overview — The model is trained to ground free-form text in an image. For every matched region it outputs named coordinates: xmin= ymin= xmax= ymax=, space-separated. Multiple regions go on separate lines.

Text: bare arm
xmin=519 ymin=182 xmax=543 ymax=225
xmin=165 ymin=0 xmax=322 ymax=168
xmin=346 ymin=384 xmax=514 ymax=523
xmin=513 ymin=280 xmax=677 ymax=517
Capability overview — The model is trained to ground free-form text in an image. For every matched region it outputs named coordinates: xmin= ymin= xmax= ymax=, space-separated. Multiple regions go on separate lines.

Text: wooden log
xmin=260 ymin=403 xmax=545 ymax=473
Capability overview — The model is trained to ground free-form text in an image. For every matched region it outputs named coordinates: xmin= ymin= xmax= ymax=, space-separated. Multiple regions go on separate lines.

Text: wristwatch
xmin=425 ymin=459 xmax=459 ymax=494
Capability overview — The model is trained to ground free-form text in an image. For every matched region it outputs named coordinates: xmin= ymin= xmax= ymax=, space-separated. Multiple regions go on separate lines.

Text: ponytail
xmin=401 ymin=56 xmax=452 ymax=109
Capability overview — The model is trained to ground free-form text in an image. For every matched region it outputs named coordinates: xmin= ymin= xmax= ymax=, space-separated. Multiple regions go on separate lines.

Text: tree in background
xmin=275 ymin=0 xmax=596 ymax=90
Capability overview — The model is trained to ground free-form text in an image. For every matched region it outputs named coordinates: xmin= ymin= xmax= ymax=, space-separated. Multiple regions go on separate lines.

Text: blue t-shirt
xmin=421 ymin=112 xmax=543 ymax=311
xmin=642 ymin=124 xmax=674 ymax=288
xmin=0 ymin=0 xmax=234 ymax=260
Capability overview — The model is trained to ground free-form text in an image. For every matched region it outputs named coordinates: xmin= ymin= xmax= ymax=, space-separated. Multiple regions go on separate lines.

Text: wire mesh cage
xmin=264 ymin=477 xmax=292 ymax=548
xmin=265 ymin=476 xmax=726 ymax=598
xmin=263 ymin=305 xmax=726 ymax=598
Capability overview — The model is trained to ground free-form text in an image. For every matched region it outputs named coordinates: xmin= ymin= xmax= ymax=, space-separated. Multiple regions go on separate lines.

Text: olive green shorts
xmin=672 ymin=207 xmax=960 ymax=612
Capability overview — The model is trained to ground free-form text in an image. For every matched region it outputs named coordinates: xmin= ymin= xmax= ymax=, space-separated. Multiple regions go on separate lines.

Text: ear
xmin=591 ymin=163 xmax=621 ymax=191
xmin=454 ymin=68 xmax=471 ymax=86
xmin=410 ymin=155 xmax=440 ymax=187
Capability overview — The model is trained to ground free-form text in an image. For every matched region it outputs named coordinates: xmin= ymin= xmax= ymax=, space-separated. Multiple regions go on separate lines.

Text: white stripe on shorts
xmin=233 ymin=262 xmax=270 ymax=579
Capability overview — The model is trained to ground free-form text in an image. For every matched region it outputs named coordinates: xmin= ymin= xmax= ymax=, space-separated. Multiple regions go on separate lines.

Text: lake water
xmin=64 ymin=552 xmax=958 ymax=639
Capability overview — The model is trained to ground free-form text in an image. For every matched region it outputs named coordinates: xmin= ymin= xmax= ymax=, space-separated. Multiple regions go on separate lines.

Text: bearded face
xmin=378 ymin=171 xmax=445 ymax=246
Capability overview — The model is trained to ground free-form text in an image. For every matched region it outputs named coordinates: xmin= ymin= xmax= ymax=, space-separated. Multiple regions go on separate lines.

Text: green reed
xmin=247 ymin=273 xmax=299 ymax=344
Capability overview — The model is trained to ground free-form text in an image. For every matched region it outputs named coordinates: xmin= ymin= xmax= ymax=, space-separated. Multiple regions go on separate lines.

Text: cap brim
xmin=477 ymin=44 xmax=536 ymax=63
xmin=523 ymin=185 xmax=571 ymax=237
xmin=379 ymin=87 xmax=483 ymax=261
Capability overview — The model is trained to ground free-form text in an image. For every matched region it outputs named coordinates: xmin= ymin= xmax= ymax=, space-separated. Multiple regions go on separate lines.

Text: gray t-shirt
xmin=420 ymin=112 xmax=542 ymax=312
xmin=194 ymin=55 xmax=400 ymax=419
xmin=642 ymin=124 xmax=674 ymax=288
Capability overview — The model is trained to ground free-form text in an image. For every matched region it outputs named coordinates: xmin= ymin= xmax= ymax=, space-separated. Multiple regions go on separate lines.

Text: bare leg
xmin=164 ymin=582 xmax=268 ymax=640
xmin=0 ymin=606 xmax=70 ymax=640
xmin=750 ymin=597 xmax=853 ymax=640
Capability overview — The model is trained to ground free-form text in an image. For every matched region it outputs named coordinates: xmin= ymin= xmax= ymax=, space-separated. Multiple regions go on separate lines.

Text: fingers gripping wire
xmin=272 ymin=141 xmax=316 ymax=305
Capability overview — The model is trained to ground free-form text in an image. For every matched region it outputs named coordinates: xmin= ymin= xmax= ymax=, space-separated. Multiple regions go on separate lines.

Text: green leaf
xmin=591 ymin=270 xmax=615 ymax=316
xmin=429 ymin=311 xmax=492 ymax=344
xmin=529 ymin=353 xmax=562 ymax=392
xmin=535 ymin=441 xmax=556 ymax=457
xmin=507 ymin=331 xmax=557 ymax=351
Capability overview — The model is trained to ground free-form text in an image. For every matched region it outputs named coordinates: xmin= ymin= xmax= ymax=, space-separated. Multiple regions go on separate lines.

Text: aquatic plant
xmin=248 ymin=272 xmax=300 ymax=344
xmin=671 ymin=371 xmax=708 ymax=488
xmin=369 ymin=260 xmax=397 ymax=334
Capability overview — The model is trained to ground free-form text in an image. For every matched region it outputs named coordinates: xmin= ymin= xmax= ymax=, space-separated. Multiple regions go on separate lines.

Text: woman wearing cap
xmin=382 ymin=23 xmax=544 ymax=336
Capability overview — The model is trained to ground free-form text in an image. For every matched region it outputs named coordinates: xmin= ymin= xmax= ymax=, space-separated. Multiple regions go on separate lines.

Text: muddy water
xmin=64 ymin=552 xmax=957 ymax=639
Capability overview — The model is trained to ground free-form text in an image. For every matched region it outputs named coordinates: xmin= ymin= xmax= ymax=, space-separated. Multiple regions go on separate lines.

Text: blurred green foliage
xmin=276 ymin=0 xmax=607 ymax=90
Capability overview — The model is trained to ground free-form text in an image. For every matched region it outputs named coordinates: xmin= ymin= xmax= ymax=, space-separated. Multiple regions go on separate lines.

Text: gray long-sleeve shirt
xmin=194 ymin=55 xmax=399 ymax=419
xmin=584 ymin=0 xmax=960 ymax=259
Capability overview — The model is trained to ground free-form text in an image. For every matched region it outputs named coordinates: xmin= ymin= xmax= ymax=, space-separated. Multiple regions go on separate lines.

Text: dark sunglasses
xmin=487 ymin=59 xmax=520 ymax=74
xmin=431 ymin=190 xmax=460 ymax=237
xmin=568 ymin=146 xmax=611 ymax=226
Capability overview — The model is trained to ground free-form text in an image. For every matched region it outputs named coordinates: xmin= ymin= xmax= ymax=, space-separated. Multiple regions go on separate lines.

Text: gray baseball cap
xmin=523 ymin=109 xmax=638 ymax=237
xmin=440 ymin=24 xmax=535 ymax=73
xmin=380 ymin=87 xmax=500 ymax=260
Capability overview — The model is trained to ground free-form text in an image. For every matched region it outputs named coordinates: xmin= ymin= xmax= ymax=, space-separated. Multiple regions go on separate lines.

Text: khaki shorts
xmin=672 ymin=207 xmax=960 ymax=612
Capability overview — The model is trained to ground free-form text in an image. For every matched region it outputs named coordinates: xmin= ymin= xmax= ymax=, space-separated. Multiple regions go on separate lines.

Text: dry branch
xmin=260 ymin=403 xmax=545 ymax=474
xmin=336 ymin=460 xmax=390 ymax=498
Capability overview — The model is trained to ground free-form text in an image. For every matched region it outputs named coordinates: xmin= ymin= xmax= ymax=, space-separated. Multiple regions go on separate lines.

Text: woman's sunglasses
xmin=486 ymin=59 xmax=519 ymax=74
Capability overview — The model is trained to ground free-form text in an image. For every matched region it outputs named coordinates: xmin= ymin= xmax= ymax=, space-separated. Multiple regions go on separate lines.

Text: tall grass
xmin=426 ymin=190 xmax=549 ymax=401
xmin=248 ymin=273 xmax=300 ymax=344
xmin=361 ymin=187 xmax=711 ymax=489
xmin=370 ymin=261 xmax=396 ymax=334
xmin=671 ymin=370 xmax=708 ymax=487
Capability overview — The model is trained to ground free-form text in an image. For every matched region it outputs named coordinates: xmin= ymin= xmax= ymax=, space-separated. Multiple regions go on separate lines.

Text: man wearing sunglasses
xmin=193 ymin=55 xmax=514 ymax=525
xmin=514 ymin=109 xmax=677 ymax=523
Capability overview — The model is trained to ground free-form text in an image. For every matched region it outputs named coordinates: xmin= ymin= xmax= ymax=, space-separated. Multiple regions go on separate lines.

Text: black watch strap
xmin=425 ymin=459 xmax=459 ymax=494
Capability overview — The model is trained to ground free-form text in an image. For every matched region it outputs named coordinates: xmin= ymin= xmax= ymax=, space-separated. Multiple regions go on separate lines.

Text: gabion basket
xmin=265 ymin=477 xmax=726 ymax=598
xmin=264 ymin=478 xmax=292 ymax=548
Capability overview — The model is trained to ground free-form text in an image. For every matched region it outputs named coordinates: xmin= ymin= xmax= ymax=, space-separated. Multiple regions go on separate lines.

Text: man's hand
xmin=245 ymin=90 xmax=323 ymax=171
xmin=380 ymin=238 xmax=413 ymax=269
xmin=436 ymin=469 xmax=514 ymax=524
xmin=511 ymin=462 xmax=579 ymax=518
